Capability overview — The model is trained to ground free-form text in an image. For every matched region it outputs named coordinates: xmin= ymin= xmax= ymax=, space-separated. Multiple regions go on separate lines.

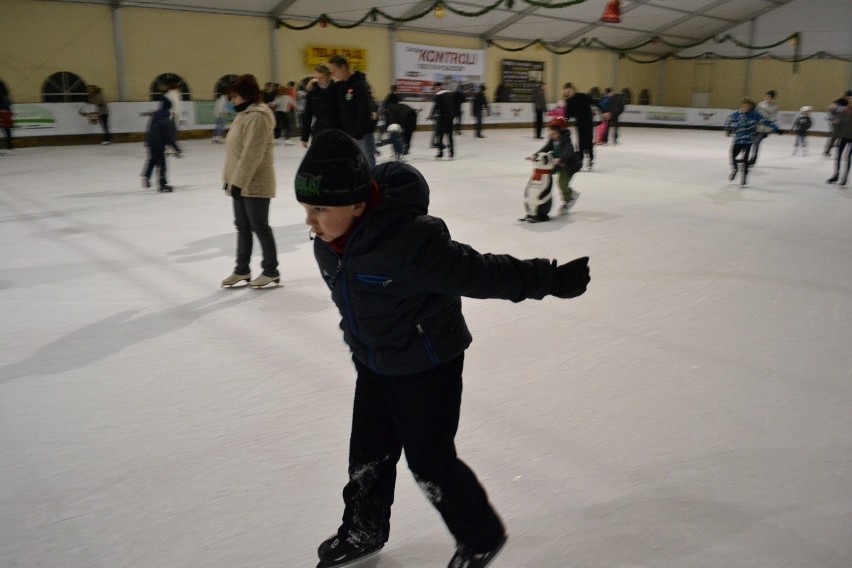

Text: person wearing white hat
xmin=790 ymin=106 xmax=812 ymax=155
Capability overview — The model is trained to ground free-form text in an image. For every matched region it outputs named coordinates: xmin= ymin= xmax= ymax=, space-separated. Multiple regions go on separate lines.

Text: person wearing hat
xmin=527 ymin=116 xmax=583 ymax=220
xmin=220 ymin=74 xmax=280 ymax=289
xmin=790 ymin=106 xmax=812 ymax=155
xmin=295 ymin=129 xmax=591 ymax=568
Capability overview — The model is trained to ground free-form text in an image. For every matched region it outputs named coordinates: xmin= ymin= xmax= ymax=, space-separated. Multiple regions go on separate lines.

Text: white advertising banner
xmin=8 ymin=101 xmax=197 ymax=137
xmin=619 ymin=105 xmax=829 ymax=133
xmin=394 ymin=42 xmax=485 ymax=102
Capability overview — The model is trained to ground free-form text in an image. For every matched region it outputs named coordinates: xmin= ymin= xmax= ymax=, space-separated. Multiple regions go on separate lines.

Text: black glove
xmin=550 ymin=257 xmax=590 ymax=298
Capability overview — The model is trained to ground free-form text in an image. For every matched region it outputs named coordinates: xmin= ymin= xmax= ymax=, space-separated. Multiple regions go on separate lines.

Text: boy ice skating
xmin=791 ymin=106 xmax=812 ymax=155
xmin=527 ymin=117 xmax=582 ymax=218
xmin=724 ymin=98 xmax=781 ymax=186
xmin=294 ymin=129 xmax=591 ymax=568
xmin=142 ymin=98 xmax=181 ymax=192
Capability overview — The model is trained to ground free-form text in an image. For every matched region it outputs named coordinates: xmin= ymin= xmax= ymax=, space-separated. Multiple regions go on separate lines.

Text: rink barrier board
xmin=3 ymin=102 xmax=833 ymax=147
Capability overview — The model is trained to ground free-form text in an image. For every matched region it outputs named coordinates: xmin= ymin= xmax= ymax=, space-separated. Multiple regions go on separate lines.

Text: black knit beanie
xmin=295 ymin=129 xmax=372 ymax=206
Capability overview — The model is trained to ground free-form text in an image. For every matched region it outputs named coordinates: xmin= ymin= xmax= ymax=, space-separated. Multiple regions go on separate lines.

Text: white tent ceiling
xmin=48 ymin=0 xmax=804 ymax=55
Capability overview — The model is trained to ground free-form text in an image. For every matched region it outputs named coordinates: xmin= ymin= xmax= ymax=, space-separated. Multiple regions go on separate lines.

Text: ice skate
xmin=249 ymin=274 xmax=280 ymax=289
xmin=729 ymin=166 xmax=738 ymax=181
xmin=561 ymin=191 xmax=580 ymax=213
xmin=316 ymin=533 xmax=384 ymax=568
xmin=447 ymin=534 xmax=507 ymax=568
xmin=159 ymin=184 xmax=173 ymax=193
xmin=141 ymin=177 xmax=151 ymax=189
xmin=827 ymin=174 xmax=839 ymax=184
xmin=220 ymin=272 xmax=251 ymax=288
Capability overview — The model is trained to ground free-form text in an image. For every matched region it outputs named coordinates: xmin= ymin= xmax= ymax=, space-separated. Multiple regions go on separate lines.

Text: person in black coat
xmin=382 ymin=102 xmax=418 ymax=155
xmin=294 ymin=129 xmax=590 ymax=568
xmin=563 ymin=82 xmax=597 ymax=169
xmin=453 ymin=86 xmax=466 ymax=135
xmin=301 ymin=64 xmax=338 ymax=148
xmin=472 ymin=84 xmax=489 ymax=138
xmin=383 ymin=84 xmax=400 ymax=107
xmin=328 ymin=55 xmax=376 ymax=168
xmin=142 ymin=98 xmax=181 ymax=192
xmin=429 ymin=83 xmax=456 ymax=159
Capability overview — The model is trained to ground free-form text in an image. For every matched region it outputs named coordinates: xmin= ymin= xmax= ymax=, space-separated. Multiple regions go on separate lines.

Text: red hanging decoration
xmin=319 ymin=15 xmax=328 ymax=28
xmin=600 ymin=0 xmax=621 ymax=24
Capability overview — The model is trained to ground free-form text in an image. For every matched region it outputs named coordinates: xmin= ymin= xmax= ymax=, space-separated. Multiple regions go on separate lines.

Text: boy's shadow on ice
xmin=0 ymin=291 xmax=256 ymax=385
xmin=168 ymin=223 xmax=309 ymax=263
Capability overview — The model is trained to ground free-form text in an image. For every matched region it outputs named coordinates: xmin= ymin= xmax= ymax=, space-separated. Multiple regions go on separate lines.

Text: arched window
xmin=620 ymin=88 xmax=632 ymax=105
xmin=638 ymin=89 xmax=651 ymax=105
xmin=42 ymin=71 xmax=88 ymax=102
xmin=213 ymin=75 xmax=237 ymax=98
xmin=150 ymin=73 xmax=191 ymax=101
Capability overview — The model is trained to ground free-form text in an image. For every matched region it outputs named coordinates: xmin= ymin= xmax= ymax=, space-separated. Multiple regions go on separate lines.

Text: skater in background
xmin=563 ymin=82 xmax=596 ymax=170
xmin=532 ymin=82 xmax=547 ymax=139
xmin=453 ymin=85 xmax=465 ymax=135
xmin=528 ymin=116 xmax=582 ymax=214
xmin=382 ymin=101 xmax=417 ymax=155
xmin=429 ymin=82 xmax=456 ymax=159
xmin=824 ymin=90 xmax=851 ymax=157
xmin=300 ymin=64 xmax=337 ymax=148
xmin=220 ymin=74 xmax=280 ymax=290
xmin=724 ymin=97 xmax=781 ymax=186
xmin=598 ymin=87 xmax=625 ymax=144
xmin=85 ymin=85 xmax=111 ymax=145
xmin=164 ymin=82 xmax=185 ymax=137
xmin=142 ymin=97 xmax=181 ymax=192
xmin=211 ymin=88 xmax=232 ymax=143
xmin=327 ymin=54 xmax=376 ymax=169
xmin=272 ymin=84 xmax=296 ymax=144
xmin=383 ymin=84 xmax=400 ymax=107
xmin=749 ymin=90 xmax=778 ymax=165
xmin=0 ymin=87 xmax=14 ymax=155
xmin=294 ymin=128 xmax=590 ymax=568
xmin=472 ymin=84 xmax=489 ymax=138
xmin=827 ymin=103 xmax=852 ymax=186
xmin=790 ymin=106 xmax=812 ymax=155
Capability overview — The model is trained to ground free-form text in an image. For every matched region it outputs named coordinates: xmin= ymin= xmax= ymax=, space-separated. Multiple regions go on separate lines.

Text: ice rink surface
xmin=1 ymin=126 xmax=851 ymax=568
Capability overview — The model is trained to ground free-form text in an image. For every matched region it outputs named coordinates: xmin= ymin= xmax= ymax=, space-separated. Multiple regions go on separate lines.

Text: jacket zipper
xmin=416 ymin=323 xmax=441 ymax=365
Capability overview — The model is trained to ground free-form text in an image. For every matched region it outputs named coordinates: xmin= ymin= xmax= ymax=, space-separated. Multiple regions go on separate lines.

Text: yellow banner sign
xmin=306 ymin=46 xmax=367 ymax=71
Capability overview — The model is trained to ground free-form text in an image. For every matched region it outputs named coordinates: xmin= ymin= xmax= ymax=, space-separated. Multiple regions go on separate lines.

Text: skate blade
xmin=316 ymin=548 xmax=383 ymax=568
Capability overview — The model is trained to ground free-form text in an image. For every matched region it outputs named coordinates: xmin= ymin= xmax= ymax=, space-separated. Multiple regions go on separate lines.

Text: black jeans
xmin=577 ymin=124 xmax=594 ymax=164
xmin=435 ymin=119 xmax=454 ymax=156
xmin=232 ymin=192 xmax=278 ymax=276
xmin=474 ymin=112 xmax=484 ymax=136
xmin=749 ymin=132 xmax=768 ymax=164
xmin=99 ymin=114 xmax=111 ymax=142
xmin=534 ymin=109 xmax=544 ymax=138
xmin=2 ymin=126 xmax=12 ymax=150
xmin=732 ymin=142 xmax=752 ymax=176
xmin=834 ymin=138 xmax=851 ymax=179
xmin=143 ymin=147 xmax=167 ymax=185
xmin=338 ymin=354 xmax=505 ymax=552
xmin=607 ymin=114 xmax=620 ymax=143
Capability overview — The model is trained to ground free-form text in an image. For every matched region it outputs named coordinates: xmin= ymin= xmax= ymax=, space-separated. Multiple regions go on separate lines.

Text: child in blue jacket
xmin=295 ymin=129 xmax=590 ymax=568
xmin=724 ymin=97 xmax=781 ymax=185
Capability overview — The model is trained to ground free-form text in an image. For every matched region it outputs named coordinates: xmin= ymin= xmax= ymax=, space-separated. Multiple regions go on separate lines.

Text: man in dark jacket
xmin=472 ymin=84 xmax=489 ymax=138
xmin=301 ymin=64 xmax=337 ymax=148
xmin=142 ymin=98 xmax=181 ymax=192
xmin=295 ymin=129 xmax=590 ymax=568
xmin=563 ymin=82 xmax=597 ymax=169
xmin=453 ymin=86 xmax=466 ymax=135
xmin=328 ymin=54 xmax=376 ymax=168
xmin=532 ymin=83 xmax=547 ymax=139
xmin=382 ymin=102 xmax=418 ymax=155
xmin=429 ymin=82 xmax=456 ymax=159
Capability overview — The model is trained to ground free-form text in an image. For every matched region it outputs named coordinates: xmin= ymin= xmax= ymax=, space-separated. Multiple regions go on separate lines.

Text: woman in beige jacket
xmin=221 ymin=74 xmax=280 ymax=289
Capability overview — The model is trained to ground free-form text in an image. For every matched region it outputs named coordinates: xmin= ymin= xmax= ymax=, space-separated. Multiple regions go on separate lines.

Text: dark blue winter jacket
xmin=313 ymin=162 xmax=555 ymax=375
xmin=145 ymin=100 xmax=179 ymax=151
